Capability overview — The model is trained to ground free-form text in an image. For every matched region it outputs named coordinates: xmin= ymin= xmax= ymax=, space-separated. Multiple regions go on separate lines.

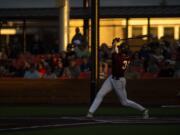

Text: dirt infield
xmin=0 ymin=116 xmax=180 ymax=132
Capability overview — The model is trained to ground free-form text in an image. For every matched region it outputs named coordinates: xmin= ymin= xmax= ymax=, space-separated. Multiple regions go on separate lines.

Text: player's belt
xmin=112 ymin=76 xmax=124 ymax=80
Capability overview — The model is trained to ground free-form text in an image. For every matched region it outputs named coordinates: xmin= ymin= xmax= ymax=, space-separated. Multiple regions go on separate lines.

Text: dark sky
xmin=0 ymin=0 xmax=180 ymax=8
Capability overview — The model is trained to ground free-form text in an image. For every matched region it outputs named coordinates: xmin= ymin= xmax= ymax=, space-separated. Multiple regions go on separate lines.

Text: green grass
xmin=1 ymin=125 xmax=180 ymax=135
xmin=0 ymin=106 xmax=180 ymax=135
xmin=0 ymin=105 xmax=180 ymax=117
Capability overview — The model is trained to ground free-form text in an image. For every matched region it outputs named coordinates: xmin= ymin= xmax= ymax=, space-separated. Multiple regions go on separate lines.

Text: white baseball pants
xmin=89 ymin=75 xmax=145 ymax=114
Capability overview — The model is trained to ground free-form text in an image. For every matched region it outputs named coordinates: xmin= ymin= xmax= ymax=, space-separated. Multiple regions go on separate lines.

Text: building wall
xmin=70 ymin=18 xmax=180 ymax=50
xmin=1 ymin=17 xmax=180 ymax=52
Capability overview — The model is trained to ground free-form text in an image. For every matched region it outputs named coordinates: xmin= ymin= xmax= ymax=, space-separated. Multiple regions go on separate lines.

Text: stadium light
xmin=0 ymin=28 xmax=16 ymax=35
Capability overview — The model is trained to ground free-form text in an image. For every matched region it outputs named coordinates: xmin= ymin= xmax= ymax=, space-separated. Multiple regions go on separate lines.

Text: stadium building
xmin=1 ymin=0 xmax=180 ymax=52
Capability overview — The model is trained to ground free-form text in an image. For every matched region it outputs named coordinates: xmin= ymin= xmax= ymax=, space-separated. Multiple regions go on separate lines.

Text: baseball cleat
xmin=86 ymin=112 xmax=94 ymax=118
xmin=143 ymin=109 xmax=149 ymax=119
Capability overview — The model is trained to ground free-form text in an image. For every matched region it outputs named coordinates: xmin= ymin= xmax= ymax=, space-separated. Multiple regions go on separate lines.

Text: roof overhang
xmin=0 ymin=6 xmax=180 ymax=20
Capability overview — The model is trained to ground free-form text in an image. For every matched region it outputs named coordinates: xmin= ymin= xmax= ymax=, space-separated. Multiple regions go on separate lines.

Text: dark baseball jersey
xmin=112 ymin=52 xmax=130 ymax=79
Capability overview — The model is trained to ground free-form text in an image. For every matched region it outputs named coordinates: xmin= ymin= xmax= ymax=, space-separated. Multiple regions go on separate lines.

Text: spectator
xmin=38 ymin=62 xmax=47 ymax=77
xmin=74 ymin=44 xmax=90 ymax=58
xmin=125 ymin=65 xmax=141 ymax=79
xmin=139 ymin=45 xmax=151 ymax=60
xmin=146 ymin=58 xmax=159 ymax=74
xmin=152 ymin=47 xmax=164 ymax=64
xmin=99 ymin=62 xmax=109 ymax=79
xmin=0 ymin=65 xmax=8 ymax=77
xmin=63 ymin=59 xmax=81 ymax=79
xmin=80 ymin=57 xmax=91 ymax=72
xmin=45 ymin=54 xmax=53 ymax=67
xmin=131 ymin=52 xmax=143 ymax=67
xmin=100 ymin=43 xmax=111 ymax=62
xmin=60 ymin=51 xmax=69 ymax=67
xmin=24 ymin=64 xmax=41 ymax=79
xmin=66 ymin=43 xmax=77 ymax=60
xmin=43 ymin=67 xmax=57 ymax=79
xmin=162 ymin=40 xmax=173 ymax=59
xmin=71 ymin=27 xmax=87 ymax=48
xmin=54 ymin=61 xmax=64 ymax=77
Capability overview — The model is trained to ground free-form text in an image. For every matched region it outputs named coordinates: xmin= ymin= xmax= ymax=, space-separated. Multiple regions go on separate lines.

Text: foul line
xmin=0 ymin=121 xmax=106 ymax=132
xmin=61 ymin=116 xmax=111 ymax=123
xmin=1 ymin=116 xmax=180 ymax=132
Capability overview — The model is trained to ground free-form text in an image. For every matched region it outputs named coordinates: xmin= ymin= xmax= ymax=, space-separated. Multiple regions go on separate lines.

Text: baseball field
xmin=0 ymin=105 xmax=180 ymax=135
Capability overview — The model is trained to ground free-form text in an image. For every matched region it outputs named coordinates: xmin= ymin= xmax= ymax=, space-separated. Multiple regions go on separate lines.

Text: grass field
xmin=0 ymin=105 xmax=180 ymax=135
xmin=0 ymin=105 xmax=180 ymax=117
xmin=2 ymin=125 xmax=180 ymax=135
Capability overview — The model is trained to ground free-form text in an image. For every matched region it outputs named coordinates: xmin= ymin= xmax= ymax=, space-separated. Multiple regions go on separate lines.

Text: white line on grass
xmin=61 ymin=116 xmax=111 ymax=123
xmin=0 ymin=121 xmax=106 ymax=132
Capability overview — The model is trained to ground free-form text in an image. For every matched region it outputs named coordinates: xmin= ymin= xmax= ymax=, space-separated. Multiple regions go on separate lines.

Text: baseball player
xmin=86 ymin=38 xmax=149 ymax=119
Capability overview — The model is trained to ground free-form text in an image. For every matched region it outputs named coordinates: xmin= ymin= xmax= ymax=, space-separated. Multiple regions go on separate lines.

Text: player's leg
xmin=87 ymin=76 xmax=113 ymax=117
xmin=112 ymin=77 xmax=149 ymax=118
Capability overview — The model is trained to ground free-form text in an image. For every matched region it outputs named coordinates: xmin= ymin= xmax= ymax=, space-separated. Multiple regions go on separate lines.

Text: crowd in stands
xmin=98 ymin=35 xmax=180 ymax=79
xmin=0 ymin=27 xmax=180 ymax=79
xmin=0 ymin=27 xmax=91 ymax=79
xmin=0 ymin=49 xmax=91 ymax=79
